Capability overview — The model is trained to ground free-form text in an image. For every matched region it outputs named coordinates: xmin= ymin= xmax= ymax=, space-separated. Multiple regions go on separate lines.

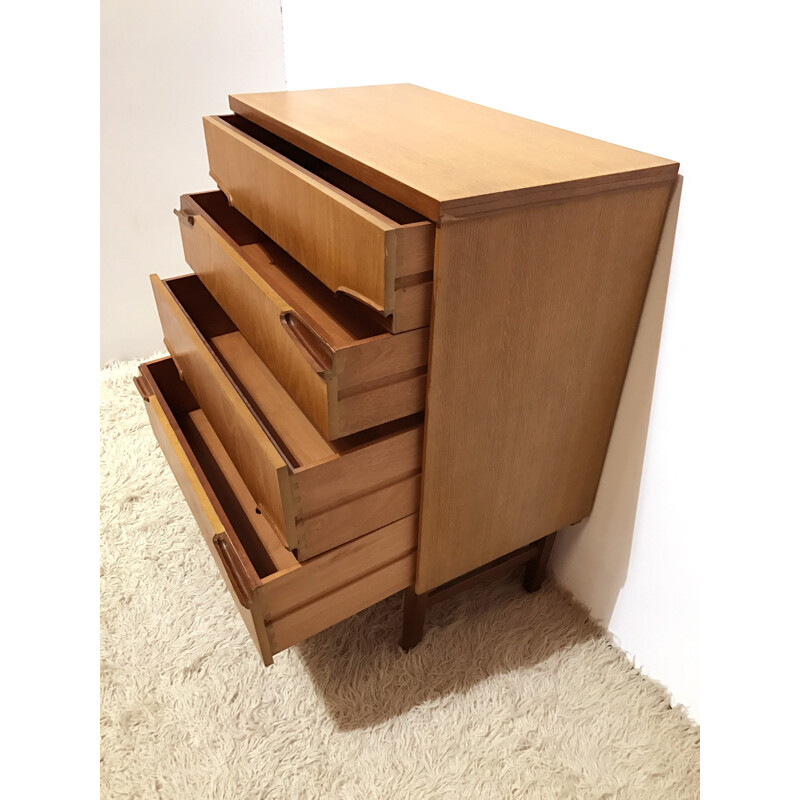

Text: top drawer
xmin=203 ymin=114 xmax=435 ymax=327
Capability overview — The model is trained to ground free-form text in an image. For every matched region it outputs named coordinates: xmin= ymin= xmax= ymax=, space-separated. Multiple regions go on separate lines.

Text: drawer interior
xmin=165 ymin=274 xmax=424 ymax=472
xmin=186 ymin=190 xmax=396 ymax=348
xmin=220 ymin=115 xmax=427 ymax=226
xmin=142 ymin=355 xmax=418 ymax=663
xmin=145 ymin=357 xmax=296 ymax=580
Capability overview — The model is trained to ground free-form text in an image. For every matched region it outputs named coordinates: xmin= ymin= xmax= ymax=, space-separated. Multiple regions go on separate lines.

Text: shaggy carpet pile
xmin=100 ymin=358 xmax=700 ymax=800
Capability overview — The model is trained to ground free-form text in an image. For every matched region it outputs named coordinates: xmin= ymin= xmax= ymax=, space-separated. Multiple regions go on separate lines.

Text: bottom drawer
xmin=135 ymin=356 xmax=417 ymax=666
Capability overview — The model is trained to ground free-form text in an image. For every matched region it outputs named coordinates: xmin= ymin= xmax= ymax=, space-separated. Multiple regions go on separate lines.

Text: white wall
xmin=549 ymin=180 xmax=698 ymax=714
xmin=100 ymin=0 xmax=285 ymax=365
xmin=281 ymin=0 xmax=706 ymax=720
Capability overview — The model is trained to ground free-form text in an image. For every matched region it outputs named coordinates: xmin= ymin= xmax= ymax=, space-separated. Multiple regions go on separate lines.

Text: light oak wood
xmin=416 ymin=179 xmax=676 ymax=592
xmin=147 ymin=392 xmax=224 ymax=537
xmin=151 ymin=274 xmax=423 ymax=561
xmin=151 ymin=274 xmax=294 ymax=546
xmin=268 ymin=550 xmax=415 ymax=653
xmin=203 ymin=115 xmax=435 ymax=316
xmin=145 ymin=384 xmax=225 ymax=539
xmin=390 ymin=279 xmax=432 ymax=333
xmin=188 ymin=408 xmax=297 ymax=573
xmin=213 ymin=332 xmax=335 ymax=466
xmin=177 ymin=191 xmax=429 ymax=438
xmin=138 ymin=356 xmax=416 ymax=666
xmin=139 ymin=84 xmax=682 ymax=661
xmin=261 ymin=514 xmax=416 ymax=652
xmin=139 ymin=359 xmax=277 ymax=664
xmin=229 ymin=84 xmax=679 ymax=220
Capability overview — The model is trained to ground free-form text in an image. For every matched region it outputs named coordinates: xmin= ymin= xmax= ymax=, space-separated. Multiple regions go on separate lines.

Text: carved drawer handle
xmin=212 ymin=533 xmax=253 ymax=608
xmin=173 ymin=208 xmax=195 ymax=227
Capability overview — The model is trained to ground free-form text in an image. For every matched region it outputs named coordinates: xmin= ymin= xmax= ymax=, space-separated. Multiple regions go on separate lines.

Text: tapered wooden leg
xmin=400 ymin=536 xmax=558 ymax=652
xmin=523 ymin=532 xmax=557 ymax=593
xmin=400 ymin=587 xmax=429 ymax=651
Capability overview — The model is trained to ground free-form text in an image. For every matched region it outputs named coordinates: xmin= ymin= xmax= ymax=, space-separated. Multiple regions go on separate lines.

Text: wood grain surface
xmin=262 ymin=513 xmax=417 ymax=653
xmin=203 ymin=114 xmax=435 ymax=314
xmin=211 ymin=326 xmax=423 ymax=558
xmin=139 ymin=359 xmax=279 ymax=664
xmin=151 ymin=275 xmax=423 ymax=562
xmin=416 ymin=180 xmax=675 ymax=592
xmin=150 ymin=275 xmax=297 ymax=547
xmin=138 ymin=357 xmax=417 ymax=665
xmin=230 ymin=84 xmax=679 ymax=220
xmin=178 ymin=192 xmax=430 ymax=437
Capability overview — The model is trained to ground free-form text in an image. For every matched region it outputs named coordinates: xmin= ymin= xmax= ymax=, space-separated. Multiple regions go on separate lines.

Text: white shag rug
xmin=100 ymin=358 xmax=700 ymax=800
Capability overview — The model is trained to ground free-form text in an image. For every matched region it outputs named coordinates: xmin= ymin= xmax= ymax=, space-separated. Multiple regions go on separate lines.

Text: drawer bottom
xmin=136 ymin=356 xmax=417 ymax=666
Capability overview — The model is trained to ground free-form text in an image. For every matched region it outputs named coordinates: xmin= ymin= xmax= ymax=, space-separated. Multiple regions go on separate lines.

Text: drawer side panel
xmin=179 ymin=212 xmax=332 ymax=438
xmin=140 ymin=367 xmax=275 ymax=665
xmin=151 ymin=276 xmax=297 ymax=546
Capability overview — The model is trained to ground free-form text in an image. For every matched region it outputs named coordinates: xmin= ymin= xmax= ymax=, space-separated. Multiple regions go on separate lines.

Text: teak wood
xmin=203 ymin=114 xmax=435 ymax=319
xmin=138 ymin=357 xmax=417 ymax=666
xmin=151 ymin=274 xmax=423 ymax=561
xmin=416 ymin=179 xmax=675 ymax=590
xmin=229 ymin=84 xmax=678 ymax=220
xmin=176 ymin=191 xmax=429 ymax=439
xmin=136 ymin=84 xmax=680 ymax=665
xmin=400 ymin=532 xmax=557 ymax=650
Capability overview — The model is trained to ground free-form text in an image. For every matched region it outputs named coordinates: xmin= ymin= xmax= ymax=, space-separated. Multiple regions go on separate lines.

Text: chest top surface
xmin=229 ymin=83 xmax=678 ymax=221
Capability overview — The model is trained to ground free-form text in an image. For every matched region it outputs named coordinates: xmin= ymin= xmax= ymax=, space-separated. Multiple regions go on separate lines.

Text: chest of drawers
xmin=135 ymin=84 xmax=680 ymax=666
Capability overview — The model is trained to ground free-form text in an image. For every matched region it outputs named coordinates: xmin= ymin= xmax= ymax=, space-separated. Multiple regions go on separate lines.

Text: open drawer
xmin=203 ymin=114 xmax=434 ymax=330
xmin=176 ymin=191 xmax=429 ymax=439
xmin=151 ymin=273 xmax=423 ymax=560
xmin=135 ymin=357 xmax=417 ymax=666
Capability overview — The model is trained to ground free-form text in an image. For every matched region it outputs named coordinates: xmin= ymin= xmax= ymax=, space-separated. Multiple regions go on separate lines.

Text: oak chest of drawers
xmin=136 ymin=84 xmax=681 ymax=666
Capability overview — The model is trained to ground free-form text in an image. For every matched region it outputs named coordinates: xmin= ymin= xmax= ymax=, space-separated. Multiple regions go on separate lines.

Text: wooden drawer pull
xmin=173 ymin=208 xmax=195 ymax=227
xmin=133 ymin=374 xmax=152 ymax=402
xmin=280 ymin=311 xmax=333 ymax=374
xmin=212 ymin=532 xmax=254 ymax=608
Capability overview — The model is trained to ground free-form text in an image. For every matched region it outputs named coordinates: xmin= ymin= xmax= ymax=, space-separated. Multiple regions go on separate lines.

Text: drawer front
xmin=151 ymin=273 xmax=423 ymax=560
xmin=137 ymin=358 xmax=416 ymax=666
xmin=260 ymin=514 xmax=417 ymax=654
xmin=177 ymin=191 xmax=430 ymax=439
xmin=203 ymin=115 xmax=434 ymax=317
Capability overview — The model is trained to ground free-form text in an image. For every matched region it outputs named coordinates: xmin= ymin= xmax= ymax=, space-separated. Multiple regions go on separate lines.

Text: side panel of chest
xmin=416 ymin=180 xmax=676 ymax=592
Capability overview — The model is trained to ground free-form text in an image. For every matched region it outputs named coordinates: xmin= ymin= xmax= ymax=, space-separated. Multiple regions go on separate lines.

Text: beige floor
xmin=101 ymin=359 xmax=700 ymax=800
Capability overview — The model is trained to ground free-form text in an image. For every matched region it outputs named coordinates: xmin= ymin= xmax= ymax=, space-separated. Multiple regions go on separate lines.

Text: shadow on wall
xmin=549 ymin=177 xmax=683 ymax=626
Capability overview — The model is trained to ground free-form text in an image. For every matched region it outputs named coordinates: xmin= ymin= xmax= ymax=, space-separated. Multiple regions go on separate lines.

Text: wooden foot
xmin=523 ymin=531 xmax=557 ymax=593
xmin=399 ymin=534 xmax=559 ymax=651
xmin=400 ymin=587 xmax=429 ymax=651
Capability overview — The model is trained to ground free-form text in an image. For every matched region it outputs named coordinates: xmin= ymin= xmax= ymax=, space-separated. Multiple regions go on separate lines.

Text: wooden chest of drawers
xmin=136 ymin=84 xmax=680 ymax=666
